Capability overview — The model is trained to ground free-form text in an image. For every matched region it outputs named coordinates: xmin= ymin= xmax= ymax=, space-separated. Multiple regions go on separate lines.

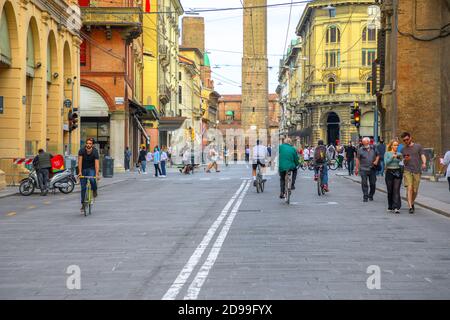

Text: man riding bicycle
xmin=278 ymin=137 xmax=299 ymax=199
xmin=252 ymin=140 xmax=268 ymax=186
xmin=78 ymin=138 xmax=100 ymax=213
xmin=313 ymin=140 xmax=329 ymax=192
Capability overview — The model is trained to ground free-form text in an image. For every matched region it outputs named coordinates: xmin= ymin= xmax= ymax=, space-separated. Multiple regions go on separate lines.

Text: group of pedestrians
xmin=354 ymin=132 xmax=428 ymax=214
xmin=132 ymin=145 xmax=168 ymax=177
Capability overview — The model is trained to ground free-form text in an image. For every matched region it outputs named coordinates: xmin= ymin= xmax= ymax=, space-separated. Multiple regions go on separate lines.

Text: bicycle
xmin=316 ymin=165 xmax=326 ymax=196
xmin=328 ymin=157 xmax=348 ymax=171
xmin=255 ymin=163 xmax=265 ymax=193
xmin=80 ymin=176 xmax=97 ymax=216
xmin=284 ymin=167 xmax=299 ymax=204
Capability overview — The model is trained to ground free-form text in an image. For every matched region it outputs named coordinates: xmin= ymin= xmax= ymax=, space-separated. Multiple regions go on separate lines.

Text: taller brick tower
xmin=242 ymin=0 xmax=269 ymax=131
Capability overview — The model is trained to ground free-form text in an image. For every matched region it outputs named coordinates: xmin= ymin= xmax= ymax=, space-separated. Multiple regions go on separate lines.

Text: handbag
xmin=389 ymin=169 xmax=402 ymax=178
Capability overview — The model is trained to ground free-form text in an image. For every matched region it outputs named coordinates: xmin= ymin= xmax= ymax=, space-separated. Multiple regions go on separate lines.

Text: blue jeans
xmin=315 ymin=164 xmax=329 ymax=185
xmin=160 ymin=161 xmax=166 ymax=176
xmin=347 ymin=159 xmax=355 ymax=175
xmin=80 ymin=168 xmax=97 ymax=204
xmin=377 ymin=159 xmax=385 ymax=176
xmin=140 ymin=160 xmax=146 ymax=173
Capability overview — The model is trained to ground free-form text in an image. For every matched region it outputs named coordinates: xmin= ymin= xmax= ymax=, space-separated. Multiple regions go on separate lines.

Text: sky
xmin=179 ymin=0 xmax=308 ymax=95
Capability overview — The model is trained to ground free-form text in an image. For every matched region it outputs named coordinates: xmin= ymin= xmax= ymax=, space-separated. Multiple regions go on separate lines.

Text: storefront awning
xmin=143 ymin=105 xmax=159 ymax=121
xmin=158 ymin=116 xmax=187 ymax=131
xmin=133 ymin=114 xmax=150 ymax=144
xmin=129 ymin=99 xmax=147 ymax=116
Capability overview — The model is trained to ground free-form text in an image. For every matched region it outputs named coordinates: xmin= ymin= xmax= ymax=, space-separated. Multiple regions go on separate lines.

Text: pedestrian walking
xmin=327 ymin=144 xmax=337 ymax=161
xmin=124 ymin=146 xmax=131 ymax=172
xmin=400 ymin=132 xmax=427 ymax=214
xmin=245 ymin=145 xmax=250 ymax=164
xmin=160 ymin=146 xmax=168 ymax=177
xmin=152 ymin=146 xmax=162 ymax=177
xmin=345 ymin=142 xmax=357 ymax=176
xmin=355 ymin=137 xmax=380 ymax=202
xmin=384 ymin=139 xmax=403 ymax=214
xmin=137 ymin=145 xmax=147 ymax=174
xmin=376 ymin=138 xmax=386 ymax=176
xmin=337 ymin=144 xmax=345 ymax=169
xmin=206 ymin=144 xmax=220 ymax=173
xmin=32 ymin=149 xmax=53 ymax=196
xmin=167 ymin=146 xmax=173 ymax=168
xmin=440 ymin=150 xmax=450 ymax=192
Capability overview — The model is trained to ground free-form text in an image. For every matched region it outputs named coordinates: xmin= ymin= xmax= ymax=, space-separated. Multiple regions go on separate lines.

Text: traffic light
xmin=351 ymin=102 xmax=361 ymax=128
xmin=68 ymin=111 xmax=79 ymax=132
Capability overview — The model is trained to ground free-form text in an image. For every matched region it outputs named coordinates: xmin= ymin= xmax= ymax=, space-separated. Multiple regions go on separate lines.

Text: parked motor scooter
xmin=19 ymin=169 xmax=76 ymax=196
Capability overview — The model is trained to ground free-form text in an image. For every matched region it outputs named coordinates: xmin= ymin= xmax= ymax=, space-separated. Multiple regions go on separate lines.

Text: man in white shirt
xmin=252 ymin=140 xmax=268 ymax=185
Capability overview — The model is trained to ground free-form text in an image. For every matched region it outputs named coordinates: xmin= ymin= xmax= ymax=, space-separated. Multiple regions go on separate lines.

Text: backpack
xmin=314 ymin=146 xmax=327 ymax=163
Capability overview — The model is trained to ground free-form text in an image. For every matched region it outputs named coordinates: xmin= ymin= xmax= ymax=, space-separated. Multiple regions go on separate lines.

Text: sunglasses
xmin=402 ymin=137 xmax=410 ymax=142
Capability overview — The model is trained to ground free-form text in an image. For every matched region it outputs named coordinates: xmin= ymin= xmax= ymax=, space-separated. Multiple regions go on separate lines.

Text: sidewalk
xmin=336 ymin=172 xmax=450 ymax=217
xmin=0 ymin=172 xmax=136 ymax=199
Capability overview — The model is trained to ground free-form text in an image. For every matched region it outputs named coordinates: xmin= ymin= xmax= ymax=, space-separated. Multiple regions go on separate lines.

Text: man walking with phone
xmin=400 ymin=132 xmax=427 ymax=214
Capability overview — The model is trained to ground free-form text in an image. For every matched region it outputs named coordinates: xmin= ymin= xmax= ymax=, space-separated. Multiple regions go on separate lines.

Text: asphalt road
xmin=1 ymin=165 xmax=449 ymax=299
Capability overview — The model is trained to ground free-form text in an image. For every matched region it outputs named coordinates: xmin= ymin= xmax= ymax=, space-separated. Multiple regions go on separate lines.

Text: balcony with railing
xmin=81 ymin=6 xmax=143 ymax=38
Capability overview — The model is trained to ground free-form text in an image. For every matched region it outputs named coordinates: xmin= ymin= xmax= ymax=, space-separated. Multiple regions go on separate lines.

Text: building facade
xmin=377 ymin=0 xmax=449 ymax=157
xmin=79 ymin=0 xmax=146 ymax=171
xmin=283 ymin=0 xmax=378 ymax=146
xmin=154 ymin=0 xmax=184 ymax=149
xmin=217 ymin=94 xmax=279 ymax=161
xmin=0 ymin=0 xmax=82 ymax=187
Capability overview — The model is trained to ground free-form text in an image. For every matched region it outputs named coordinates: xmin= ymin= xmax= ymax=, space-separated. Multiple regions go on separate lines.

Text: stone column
xmin=110 ymin=111 xmax=126 ymax=172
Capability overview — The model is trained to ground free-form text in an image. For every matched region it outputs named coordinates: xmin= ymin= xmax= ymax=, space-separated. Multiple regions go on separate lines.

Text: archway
xmin=25 ymin=17 xmax=44 ymax=156
xmin=326 ymin=112 xmax=340 ymax=145
xmin=46 ymin=31 xmax=60 ymax=153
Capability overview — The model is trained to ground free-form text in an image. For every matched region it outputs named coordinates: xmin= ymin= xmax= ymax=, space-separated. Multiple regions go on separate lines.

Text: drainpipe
xmin=392 ymin=0 xmax=398 ymax=137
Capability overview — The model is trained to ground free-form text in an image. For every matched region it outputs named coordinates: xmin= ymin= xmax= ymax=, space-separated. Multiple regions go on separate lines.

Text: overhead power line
xmin=82 ymin=1 xmax=313 ymax=15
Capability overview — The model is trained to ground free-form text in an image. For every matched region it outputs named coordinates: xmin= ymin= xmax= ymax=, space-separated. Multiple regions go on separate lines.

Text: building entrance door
xmin=327 ymin=112 xmax=340 ymax=145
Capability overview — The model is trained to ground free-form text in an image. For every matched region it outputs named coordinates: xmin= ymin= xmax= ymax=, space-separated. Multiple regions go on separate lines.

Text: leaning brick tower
xmin=241 ymin=0 xmax=269 ymax=132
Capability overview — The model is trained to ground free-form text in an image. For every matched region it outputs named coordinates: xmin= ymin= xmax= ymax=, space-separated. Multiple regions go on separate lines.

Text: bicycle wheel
xmin=88 ymin=203 xmax=92 ymax=215
xmin=256 ymin=179 xmax=261 ymax=193
xmin=328 ymin=160 xmax=338 ymax=171
xmin=84 ymin=182 xmax=91 ymax=217
xmin=285 ymin=172 xmax=291 ymax=204
xmin=317 ymin=169 xmax=322 ymax=196
xmin=261 ymin=181 xmax=265 ymax=193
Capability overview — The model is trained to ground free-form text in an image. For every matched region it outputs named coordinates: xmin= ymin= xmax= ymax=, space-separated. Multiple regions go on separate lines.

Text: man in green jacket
xmin=279 ymin=137 xmax=299 ymax=198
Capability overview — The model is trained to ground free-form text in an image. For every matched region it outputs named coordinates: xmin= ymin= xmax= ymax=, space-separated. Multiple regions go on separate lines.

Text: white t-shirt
xmin=252 ymin=145 xmax=267 ymax=164
xmin=304 ymin=148 xmax=310 ymax=160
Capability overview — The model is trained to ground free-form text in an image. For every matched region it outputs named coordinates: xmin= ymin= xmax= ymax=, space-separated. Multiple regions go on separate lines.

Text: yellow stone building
xmin=284 ymin=0 xmax=378 ymax=146
xmin=142 ymin=0 xmax=184 ymax=150
xmin=0 ymin=0 xmax=81 ymax=187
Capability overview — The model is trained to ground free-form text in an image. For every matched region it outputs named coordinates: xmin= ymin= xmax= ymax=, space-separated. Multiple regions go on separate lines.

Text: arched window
xmin=326 ymin=26 xmax=340 ymax=43
xmin=26 ymin=26 xmax=35 ymax=77
xmin=362 ymin=27 xmax=377 ymax=42
xmin=328 ymin=78 xmax=336 ymax=94
xmin=366 ymin=77 xmax=373 ymax=94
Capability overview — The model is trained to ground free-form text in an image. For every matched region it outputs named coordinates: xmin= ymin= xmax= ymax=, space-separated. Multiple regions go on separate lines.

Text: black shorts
xmin=252 ymin=160 xmax=266 ymax=170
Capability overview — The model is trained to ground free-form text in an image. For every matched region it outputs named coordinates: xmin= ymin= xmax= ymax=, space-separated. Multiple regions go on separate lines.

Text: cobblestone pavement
xmin=1 ymin=165 xmax=449 ymax=299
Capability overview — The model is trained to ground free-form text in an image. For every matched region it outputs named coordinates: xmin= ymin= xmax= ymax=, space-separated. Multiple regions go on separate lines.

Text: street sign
xmin=64 ymin=99 xmax=72 ymax=108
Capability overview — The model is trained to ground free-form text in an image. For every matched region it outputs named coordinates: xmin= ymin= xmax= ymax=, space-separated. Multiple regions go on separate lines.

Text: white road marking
xmin=184 ymin=180 xmax=251 ymax=300
xmin=112 ymin=261 xmax=122 ymax=272
xmin=219 ymin=178 xmax=231 ymax=180
xmin=162 ymin=180 xmax=248 ymax=300
xmin=200 ymin=178 xmax=211 ymax=181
